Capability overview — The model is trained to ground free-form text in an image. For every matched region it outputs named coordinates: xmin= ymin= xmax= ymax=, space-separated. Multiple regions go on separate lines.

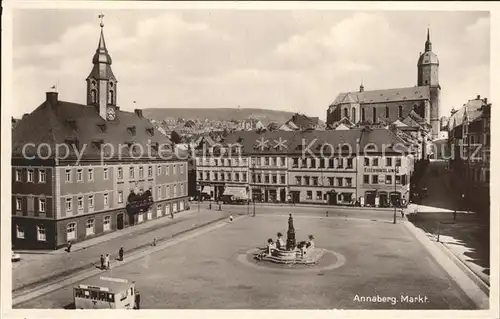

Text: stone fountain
xmin=254 ymin=214 xmax=324 ymax=265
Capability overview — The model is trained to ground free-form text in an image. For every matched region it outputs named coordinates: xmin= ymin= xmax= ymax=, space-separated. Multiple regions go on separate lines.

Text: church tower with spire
xmin=417 ymin=28 xmax=440 ymax=138
xmin=86 ymin=14 xmax=118 ymax=121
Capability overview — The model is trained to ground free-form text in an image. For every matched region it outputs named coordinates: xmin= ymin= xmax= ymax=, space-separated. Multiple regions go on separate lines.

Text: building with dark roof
xmin=448 ymin=95 xmax=490 ymax=215
xmin=327 ymin=29 xmax=441 ymax=139
xmin=195 ymin=128 xmax=416 ymax=207
xmin=12 ymin=19 xmax=189 ymax=250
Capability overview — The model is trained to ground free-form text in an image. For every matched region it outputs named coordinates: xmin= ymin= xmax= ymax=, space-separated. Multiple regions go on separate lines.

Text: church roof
xmin=331 ymin=86 xmax=430 ymax=106
xmin=12 ymin=93 xmax=174 ymax=161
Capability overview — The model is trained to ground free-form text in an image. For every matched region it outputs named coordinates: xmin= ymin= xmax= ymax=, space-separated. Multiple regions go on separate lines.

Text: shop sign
xmin=364 ymin=168 xmax=399 ymax=173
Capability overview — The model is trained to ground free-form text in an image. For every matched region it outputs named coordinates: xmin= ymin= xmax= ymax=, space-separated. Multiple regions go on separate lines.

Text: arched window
xmin=344 ymin=108 xmax=348 ymax=119
xmin=372 ymin=107 xmax=377 ymax=123
xmin=108 ymin=90 xmax=114 ymax=105
xmin=361 ymin=108 xmax=366 ymax=122
xmin=351 ymin=108 xmax=356 ymax=123
xmin=385 ymin=106 xmax=389 ymax=118
xmin=91 ymin=90 xmax=97 ymax=104
xmin=398 ymin=105 xmax=403 ymax=118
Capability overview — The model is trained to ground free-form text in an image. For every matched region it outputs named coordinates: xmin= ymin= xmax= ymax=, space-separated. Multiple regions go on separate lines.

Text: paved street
xmin=13 ymin=208 xmax=229 ymax=294
xmin=16 ymin=211 xmax=474 ymax=309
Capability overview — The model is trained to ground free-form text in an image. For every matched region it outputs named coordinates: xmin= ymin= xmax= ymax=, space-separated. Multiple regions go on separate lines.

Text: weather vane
xmin=99 ymin=13 xmax=105 ymax=28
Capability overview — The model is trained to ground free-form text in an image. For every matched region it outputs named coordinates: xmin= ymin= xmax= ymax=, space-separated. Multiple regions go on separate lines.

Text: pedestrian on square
xmin=400 ymin=209 xmax=405 ymax=218
xmin=100 ymin=254 xmax=105 ymax=270
xmin=453 ymin=210 xmax=457 ymax=221
xmin=229 ymin=215 xmax=233 ymax=222
xmin=119 ymin=247 xmax=124 ymax=261
xmin=66 ymin=240 xmax=72 ymax=253
xmin=170 ymin=210 xmax=174 ymax=219
xmin=152 ymin=238 xmax=157 ymax=246
xmin=135 ymin=290 xmax=141 ymax=310
xmin=105 ymin=253 xmax=110 ymax=269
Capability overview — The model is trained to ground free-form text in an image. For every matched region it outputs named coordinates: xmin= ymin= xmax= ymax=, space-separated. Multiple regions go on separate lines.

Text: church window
xmin=91 ymin=80 xmax=96 ymax=88
xmin=351 ymin=108 xmax=356 ymax=123
xmin=372 ymin=107 xmax=376 ymax=123
xmin=109 ymin=90 xmax=114 ymax=105
xmin=385 ymin=106 xmax=389 ymax=118
xmin=398 ymin=105 xmax=403 ymax=118
xmin=361 ymin=109 xmax=366 ymax=122
xmin=344 ymin=108 xmax=348 ymax=119
xmin=91 ymin=90 xmax=97 ymax=104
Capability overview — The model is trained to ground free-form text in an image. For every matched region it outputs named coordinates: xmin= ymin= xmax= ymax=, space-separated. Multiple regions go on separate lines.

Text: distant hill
xmin=142 ymin=108 xmax=297 ymax=125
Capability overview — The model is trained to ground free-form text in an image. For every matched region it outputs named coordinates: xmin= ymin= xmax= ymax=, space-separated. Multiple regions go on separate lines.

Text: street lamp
xmin=393 ymin=166 xmax=400 ymax=224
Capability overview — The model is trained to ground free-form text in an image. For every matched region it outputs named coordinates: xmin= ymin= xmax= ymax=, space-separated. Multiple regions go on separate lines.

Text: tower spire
xmin=425 ymin=27 xmax=432 ymax=52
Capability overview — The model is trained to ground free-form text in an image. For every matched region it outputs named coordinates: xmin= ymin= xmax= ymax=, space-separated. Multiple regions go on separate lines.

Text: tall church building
xmin=327 ymin=29 xmax=441 ymax=139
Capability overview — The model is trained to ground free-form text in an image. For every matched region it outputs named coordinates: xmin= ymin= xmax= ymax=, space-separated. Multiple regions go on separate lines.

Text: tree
xmin=170 ymin=130 xmax=182 ymax=144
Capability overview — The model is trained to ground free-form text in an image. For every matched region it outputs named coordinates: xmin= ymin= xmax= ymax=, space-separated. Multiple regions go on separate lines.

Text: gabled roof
xmin=448 ymin=97 xmax=488 ymax=131
xmin=286 ymin=113 xmax=319 ymax=130
xmin=12 ymin=95 xmax=173 ymax=160
xmin=331 ymin=86 xmax=430 ymax=106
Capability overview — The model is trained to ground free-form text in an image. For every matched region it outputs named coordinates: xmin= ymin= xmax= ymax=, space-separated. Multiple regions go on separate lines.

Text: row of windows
xmin=63 ymin=164 xmax=185 ymax=183
xmin=198 ymin=171 xmax=248 ymax=182
xmin=63 ymin=184 xmax=185 ymax=212
xmin=16 ymin=200 xmax=187 ymax=241
xmin=197 ymin=158 xmax=249 ymax=167
xmin=363 ymin=174 xmax=407 ymax=185
xmin=15 ymin=197 xmax=46 ymax=213
xmin=364 ymin=157 xmax=401 ymax=167
xmin=295 ymin=176 xmax=353 ymax=187
xmin=251 ymin=173 xmax=286 ymax=185
xmin=251 ymin=157 xmax=287 ymax=167
xmin=292 ymin=157 xmax=354 ymax=169
xmin=303 ymin=190 xmax=353 ymax=202
xmin=15 ymin=169 xmax=46 ymax=183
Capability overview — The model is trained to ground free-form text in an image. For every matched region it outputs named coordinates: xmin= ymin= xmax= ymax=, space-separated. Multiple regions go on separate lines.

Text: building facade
xmin=195 ymin=129 xmax=415 ymax=207
xmin=448 ymin=95 xmax=491 ymax=215
xmin=327 ymin=29 xmax=441 ymax=139
xmin=12 ymin=21 xmax=188 ymax=250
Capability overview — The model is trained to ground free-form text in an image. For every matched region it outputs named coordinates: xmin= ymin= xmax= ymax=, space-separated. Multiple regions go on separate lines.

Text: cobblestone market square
xmin=16 ymin=213 xmax=474 ymax=309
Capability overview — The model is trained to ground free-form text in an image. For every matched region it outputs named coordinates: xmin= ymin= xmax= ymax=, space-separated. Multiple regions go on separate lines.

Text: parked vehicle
xmin=73 ymin=276 xmax=136 ymax=309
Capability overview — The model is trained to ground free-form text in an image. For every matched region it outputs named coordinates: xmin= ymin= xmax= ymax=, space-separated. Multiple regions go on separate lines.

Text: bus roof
xmin=76 ymin=276 xmax=134 ymax=293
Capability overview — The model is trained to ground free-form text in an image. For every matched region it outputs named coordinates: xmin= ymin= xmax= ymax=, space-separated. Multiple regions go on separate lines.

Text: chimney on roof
xmin=46 ymin=91 xmax=58 ymax=107
xmin=484 ymin=98 xmax=487 ymax=104
xmin=22 ymin=113 xmax=29 ymax=119
xmin=134 ymin=109 xmax=143 ymax=118
xmin=476 ymin=95 xmax=481 ymax=100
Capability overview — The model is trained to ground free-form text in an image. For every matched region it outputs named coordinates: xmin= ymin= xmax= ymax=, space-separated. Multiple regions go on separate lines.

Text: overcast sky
xmin=12 ymin=9 xmax=489 ymax=120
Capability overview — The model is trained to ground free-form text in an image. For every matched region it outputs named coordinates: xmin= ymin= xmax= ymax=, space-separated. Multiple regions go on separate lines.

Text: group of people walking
xmin=99 ymin=247 xmax=125 ymax=270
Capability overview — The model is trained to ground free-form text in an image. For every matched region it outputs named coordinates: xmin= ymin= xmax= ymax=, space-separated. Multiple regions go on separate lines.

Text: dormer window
xmin=127 ymin=126 xmax=136 ymax=136
xmin=91 ymin=139 xmax=104 ymax=150
xmin=97 ymin=124 xmax=107 ymax=132
xmin=146 ymin=127 xmax=154 ymax=136
xmin=66 ymin=119 xmax=78 ymax=131
xmin=150 ymin=142 xmax=159 ymax=152
xmin=65 ymin=138 xmax=80 ymax=150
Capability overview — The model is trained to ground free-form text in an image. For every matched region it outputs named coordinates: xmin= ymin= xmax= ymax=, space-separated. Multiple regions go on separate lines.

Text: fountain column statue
xmin=286 ymin=214 xmax=296 ymax=251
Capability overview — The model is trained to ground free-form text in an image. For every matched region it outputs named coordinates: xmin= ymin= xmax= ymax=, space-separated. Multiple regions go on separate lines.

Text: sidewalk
xmin=228 ymin=202 xmax=398 ymax=211
xmin=13 ymin=208 xmax=230 ymax=293
xmin=403 ymin=221 xmax=488 ymax=309
xmin=13 ymin=214 xmax=246 ymax=307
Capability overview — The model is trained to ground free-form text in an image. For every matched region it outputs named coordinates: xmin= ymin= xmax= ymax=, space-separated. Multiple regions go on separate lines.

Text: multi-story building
xmin=195 ymin=128 xmax=415 ymax=207
xmin=448 ymin=95 xmax=491 ymax=214
xmin=11 ymin=20 xmax=188 ymax=250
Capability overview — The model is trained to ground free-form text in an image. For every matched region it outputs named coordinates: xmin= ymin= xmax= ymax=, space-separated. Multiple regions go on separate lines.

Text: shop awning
xmin=201 ymin=185 xmax=214 ymax=194
xmin=223 ymin=187 xmax=248 ymax=199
